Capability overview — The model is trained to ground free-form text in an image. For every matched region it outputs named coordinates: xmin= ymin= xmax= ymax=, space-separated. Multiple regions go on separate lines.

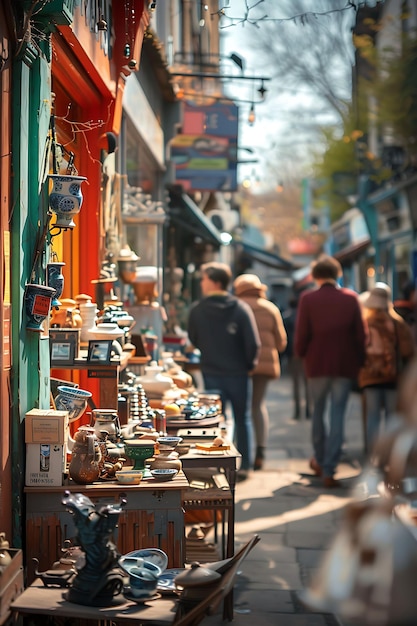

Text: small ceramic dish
xmin=157 ymin=437 xmax=183 ymax=451
xmin=115 ymin=470 xmax=143 ymax=485
xmin=151 ymin=468 xmax=178 ymax=482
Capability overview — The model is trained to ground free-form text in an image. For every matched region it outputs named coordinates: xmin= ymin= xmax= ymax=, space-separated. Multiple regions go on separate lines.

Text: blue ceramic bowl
xmin=151 ymin=468 xmax=178 ymax=482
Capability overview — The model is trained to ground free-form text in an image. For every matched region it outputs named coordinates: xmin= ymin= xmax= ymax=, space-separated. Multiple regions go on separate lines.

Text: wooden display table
xmin=12 ymin=578 xmax=178 ymax=625
xmin=180 ymin=441 xmax=241 ymax=562
xmin=24 ymin=472 xmax=189 ymax=585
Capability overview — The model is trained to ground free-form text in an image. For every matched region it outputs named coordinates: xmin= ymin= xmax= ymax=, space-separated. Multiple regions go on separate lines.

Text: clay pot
xmin=69 ymin=429 xmax=101 ymax=484
xmin=150 ymin=450 xmax=182 ymax=472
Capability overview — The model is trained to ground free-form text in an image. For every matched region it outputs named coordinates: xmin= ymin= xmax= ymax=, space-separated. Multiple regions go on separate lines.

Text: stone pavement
xmin=204 ymin=374 xmax=367 ymax=625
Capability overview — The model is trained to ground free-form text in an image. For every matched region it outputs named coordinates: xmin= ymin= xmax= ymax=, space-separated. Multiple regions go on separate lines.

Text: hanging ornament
xmin=123 ymin=43 xmax=131 ymax=58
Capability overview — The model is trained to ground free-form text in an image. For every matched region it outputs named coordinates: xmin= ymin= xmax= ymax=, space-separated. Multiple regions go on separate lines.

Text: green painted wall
xmin=11 ymin=42 xmax=51 ymax=546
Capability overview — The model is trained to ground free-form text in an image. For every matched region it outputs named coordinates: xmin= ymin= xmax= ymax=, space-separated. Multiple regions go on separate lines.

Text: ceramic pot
xmin=92 ymin=409 xmax=121 ymax=442
xmin=24 ymin=283 xmax=55 ymax=332
xmin=69 ymin=429 xmax=101 ymax=484
xmin=133 ymin=266 xmax=158 ymax=303
xmin=55 ymin=385 xmax=92 ymax=423
xmin=48 ymin=174 xmax=87 ymax=230
xmin=79 ymin=301 xmax=98 ymax=342
xmin=50 ymin=298 xmax=83 ymax=328
xmin=118 ymin=250 xmax=139 ymax=284
xmin=150 ymin=450 xmax=182 ymax=472
xmin=47 ymin=262 xmax=65 ymax=308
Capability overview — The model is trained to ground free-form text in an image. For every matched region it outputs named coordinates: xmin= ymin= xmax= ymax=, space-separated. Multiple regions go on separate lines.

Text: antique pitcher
xmin=68 ymin=429 xmax=101 ymax=484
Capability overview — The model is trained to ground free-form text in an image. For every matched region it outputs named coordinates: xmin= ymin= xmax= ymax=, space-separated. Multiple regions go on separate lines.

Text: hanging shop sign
xmin=170 ymin=101 xmax=238 ymax=192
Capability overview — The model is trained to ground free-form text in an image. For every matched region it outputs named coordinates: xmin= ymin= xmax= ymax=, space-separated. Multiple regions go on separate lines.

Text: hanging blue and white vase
xmin=48 ymin=174 xmax=87 ymax=230
xmin=47 ymin=261 xmax=65 ymax=308
xmin=24 ymin=283 xmax=55 ymax=332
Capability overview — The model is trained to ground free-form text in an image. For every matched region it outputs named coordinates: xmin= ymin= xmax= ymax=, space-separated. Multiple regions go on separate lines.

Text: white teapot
xmin=138 ymin=361 xmax=174 ymax=395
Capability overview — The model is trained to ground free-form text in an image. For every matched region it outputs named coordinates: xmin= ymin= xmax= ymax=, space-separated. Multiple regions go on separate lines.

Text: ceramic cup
xmin=128 ymin=562 xmax=161 ymax=598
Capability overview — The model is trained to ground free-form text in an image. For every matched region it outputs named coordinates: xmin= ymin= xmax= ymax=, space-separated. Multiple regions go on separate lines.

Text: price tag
xmin=32 ymin=294 xmax=51 ymax=316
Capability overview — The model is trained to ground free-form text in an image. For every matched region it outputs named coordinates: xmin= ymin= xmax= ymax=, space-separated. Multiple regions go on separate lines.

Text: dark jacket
xmin=188 ymin=293 xmax=260 ymax=376
xmin=294 ymin=283 xmax=366 ymax=378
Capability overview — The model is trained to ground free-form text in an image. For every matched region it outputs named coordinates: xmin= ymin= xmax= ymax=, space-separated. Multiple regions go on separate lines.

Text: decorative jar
xmin=24 ymin=283 xmax=55 ymax=332
xmin=48 ymin=174 xmax=87 ymax=230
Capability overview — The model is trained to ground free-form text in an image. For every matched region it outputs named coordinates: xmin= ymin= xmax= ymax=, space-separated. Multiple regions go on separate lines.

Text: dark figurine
xmin=62 ymin=490 xmax=126 ymax=606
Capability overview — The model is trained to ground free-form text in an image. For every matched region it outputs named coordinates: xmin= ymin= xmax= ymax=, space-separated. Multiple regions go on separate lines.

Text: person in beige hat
xmin=233 ymin=273 xmax=287 ymax=470
xmin=358 ymin=282 xmax=415 ymax=452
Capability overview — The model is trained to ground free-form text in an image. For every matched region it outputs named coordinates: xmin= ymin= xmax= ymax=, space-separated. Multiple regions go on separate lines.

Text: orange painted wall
xmin=49 ymin=2 xmax=148 ymax=406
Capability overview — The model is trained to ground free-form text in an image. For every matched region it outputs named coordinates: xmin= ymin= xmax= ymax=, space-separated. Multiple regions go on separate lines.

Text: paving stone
xmin=224 ymin=375 xmax=366 ymax=624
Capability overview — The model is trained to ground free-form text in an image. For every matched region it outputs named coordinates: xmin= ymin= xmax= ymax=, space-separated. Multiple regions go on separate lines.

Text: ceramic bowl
xmin=151 ymin=468 xmax=178 ymax=482
xmin=54 ymin=386 xmax=92 ymax=423
xmin=157 ymin=437 xmax=182 ymax=452
xmin=115 ymin=469 xmax=143 ymax=485
xmin=119 ymin=548 xmax=168 ymax=574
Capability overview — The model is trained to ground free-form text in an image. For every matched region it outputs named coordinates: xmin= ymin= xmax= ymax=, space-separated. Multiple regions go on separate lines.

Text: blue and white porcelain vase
xmin=24 ymin=283 xmax=55 ymax=332
xmin=48 ymin=174 xmax=87 ymax=230
xmin=47 ymin=262 xmax=65 ymax=308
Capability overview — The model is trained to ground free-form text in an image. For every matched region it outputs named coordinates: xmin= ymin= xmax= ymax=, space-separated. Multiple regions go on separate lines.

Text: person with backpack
xmin=358 ymin=282 xmax=415 ymax=453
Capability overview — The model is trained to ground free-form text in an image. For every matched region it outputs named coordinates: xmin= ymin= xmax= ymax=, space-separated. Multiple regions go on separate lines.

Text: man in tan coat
xmin=234 ymin=274 xmax=287 ymax=470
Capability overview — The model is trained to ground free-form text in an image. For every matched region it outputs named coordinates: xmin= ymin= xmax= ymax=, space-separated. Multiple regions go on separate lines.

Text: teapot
xmin=138 ymin=361 xmax=174 ymax=396
xmin=69 ymin=428 xmax=101 ymax=484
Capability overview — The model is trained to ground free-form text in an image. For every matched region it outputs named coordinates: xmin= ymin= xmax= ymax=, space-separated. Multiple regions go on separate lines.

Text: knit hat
xmin=233 ymin=274 xmax=267 ymax=296
xmin=362 ymin=282 xmax=392 ymax=310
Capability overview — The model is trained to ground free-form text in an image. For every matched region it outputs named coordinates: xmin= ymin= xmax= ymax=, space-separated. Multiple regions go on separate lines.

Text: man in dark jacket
xmin=295 ymin=255 xmax=367 ymax=487
xmin=188 ymin=262 xmax=261 ymax=474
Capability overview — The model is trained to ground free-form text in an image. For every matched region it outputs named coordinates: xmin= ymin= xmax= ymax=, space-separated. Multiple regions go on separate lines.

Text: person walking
xmin=187 ymin=262 xmax=261 ymax=475
xmin=358 ymin=282 xmax=415 ymax=453
xmin=282 ymin=293 xmax=313 ymax=421
xmin=233 ymin=273 xmax=288 ymax=470
xmin=294 ymin=255 xmax=367 ymax=488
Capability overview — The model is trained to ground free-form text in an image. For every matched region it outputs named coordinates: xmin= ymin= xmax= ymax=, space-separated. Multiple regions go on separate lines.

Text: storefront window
xmin=125 ymin=118 xmax=159 ymax=195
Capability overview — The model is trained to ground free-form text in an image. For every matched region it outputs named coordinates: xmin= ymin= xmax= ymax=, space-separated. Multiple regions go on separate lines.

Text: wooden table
xmin=25 ymin=472 xmax=189 ymax=585
xmin=179 ymin=442 xmax=241 ymax=560
xmin=12 ymin=578 xmax=178 ymax=625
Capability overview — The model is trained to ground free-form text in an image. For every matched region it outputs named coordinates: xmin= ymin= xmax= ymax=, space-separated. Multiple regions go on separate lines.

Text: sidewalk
xmin=205 ymin=374 xmax=367 ymax=625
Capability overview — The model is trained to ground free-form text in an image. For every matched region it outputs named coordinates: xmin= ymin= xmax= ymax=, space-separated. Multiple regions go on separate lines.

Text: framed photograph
xmin=50 ymin=339 xmax=76 ymax=366
xmin=49 ymin=329 xmax=80 ymax=359
xmin=87 ymin=339 xmax=113 ymax=363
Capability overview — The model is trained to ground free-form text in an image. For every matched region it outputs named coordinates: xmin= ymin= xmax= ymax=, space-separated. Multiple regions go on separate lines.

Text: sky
xmin=217 ymin=0 xmax=359 ymax=190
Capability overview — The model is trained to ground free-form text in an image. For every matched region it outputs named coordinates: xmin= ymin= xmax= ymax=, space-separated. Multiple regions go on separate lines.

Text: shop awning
xmin=236 ymin=241 xmax=296 ymax=270
xmin=168 ymin=189 xmax=223 ymax=247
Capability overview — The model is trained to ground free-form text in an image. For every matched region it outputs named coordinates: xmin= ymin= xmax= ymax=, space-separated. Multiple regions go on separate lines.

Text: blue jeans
xmin=308 ymin=377 xmax=352 ymax=478
xmin=364 ymin=386 xmax=397 ymax=452
xmin=203 ymin=374 xmax=253 ymax=470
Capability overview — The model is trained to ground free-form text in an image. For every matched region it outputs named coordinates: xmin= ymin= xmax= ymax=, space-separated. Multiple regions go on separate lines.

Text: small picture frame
xmin=87 ymin=339 xmax=113 ymax=363
xmin=50 ymin=340 xmax=76 ymax=366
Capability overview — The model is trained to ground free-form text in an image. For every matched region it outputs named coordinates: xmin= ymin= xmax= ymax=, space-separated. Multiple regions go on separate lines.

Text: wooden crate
xmin=0 ymin=549 xmax=24 ymax=626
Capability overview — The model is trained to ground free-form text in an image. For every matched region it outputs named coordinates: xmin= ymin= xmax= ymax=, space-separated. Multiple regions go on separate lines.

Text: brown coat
xmin=237 ymin=289 xmax=287 ymax=378
xmin=358 ymin=309 xmax=415 ymax=388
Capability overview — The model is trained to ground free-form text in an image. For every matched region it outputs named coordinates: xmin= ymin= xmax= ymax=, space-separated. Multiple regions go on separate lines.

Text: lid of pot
xmin=174 ymin=562 xmax=221 ymax=588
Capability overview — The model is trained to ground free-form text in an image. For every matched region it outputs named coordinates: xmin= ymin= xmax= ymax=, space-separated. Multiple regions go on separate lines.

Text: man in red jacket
xmin=295 ymin=255 xmax=367 ymax=487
